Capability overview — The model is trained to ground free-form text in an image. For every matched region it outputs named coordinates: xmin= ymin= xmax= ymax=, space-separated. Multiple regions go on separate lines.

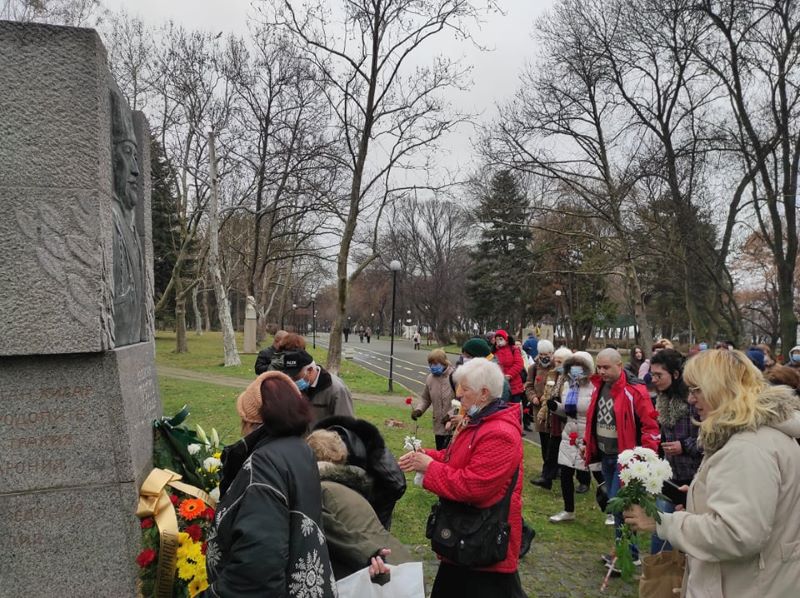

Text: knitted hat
xmin=462 ymin=337 xmax=492 ymax=358
xmin=746 ymin=348 xmax=766 ymax=371
xmin=537 ymin=339 xmax=555 ymax=354
xmin=494 ymin=329 xmax=509 ymax=341
xmin=270 ymin=349 xmax=314 ymax=378
xmin=237 ymin=371 xmax=299 ymax=424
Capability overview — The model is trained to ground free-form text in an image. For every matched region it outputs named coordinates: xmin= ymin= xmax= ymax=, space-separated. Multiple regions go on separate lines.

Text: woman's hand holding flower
xmin=398 ymin=450 xmax=433 ymax=473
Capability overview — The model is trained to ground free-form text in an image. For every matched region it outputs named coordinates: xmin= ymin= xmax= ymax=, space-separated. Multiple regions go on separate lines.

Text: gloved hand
xmin=411 ymin=409 xmax=423 ymax=420
xmin=547 ymin=399 xmax=559 ymax=412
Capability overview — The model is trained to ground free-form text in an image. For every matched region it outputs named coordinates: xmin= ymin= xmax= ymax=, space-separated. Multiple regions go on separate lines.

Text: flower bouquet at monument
xmin=187 ymin=424 xmax=223 ymax=499
xmin=137 ymin=475 xmax=217 ymax=598
xmin=604 ymin=447 xmax=672 ymax=582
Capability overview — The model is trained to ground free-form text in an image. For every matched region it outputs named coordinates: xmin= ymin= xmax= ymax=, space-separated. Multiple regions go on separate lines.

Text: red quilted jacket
xmin=583 ymin=371 xmax=661 ymax=464
xmin=422 ymin=402 xmax=523 ymax=573
xmin=494 ymin=344 xmax=526 ymax=395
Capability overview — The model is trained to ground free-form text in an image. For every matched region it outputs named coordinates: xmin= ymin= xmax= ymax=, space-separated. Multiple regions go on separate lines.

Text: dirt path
xmin=157 ymin=365 xmax=406 ymax=405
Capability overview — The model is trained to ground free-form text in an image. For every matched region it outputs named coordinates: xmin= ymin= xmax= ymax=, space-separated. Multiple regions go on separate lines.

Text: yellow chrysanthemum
xmin=176 ymin=532 xmax=193 ymax=559
xmin=185 ymin=541 xmax=204 ymax=564
xmin=189 ymin=574 xmax=209 ymax=597
xmin=212 ymin=451 xmax=221 ymax=460
xmin=176 ymin=557 xmax=196 ymax=581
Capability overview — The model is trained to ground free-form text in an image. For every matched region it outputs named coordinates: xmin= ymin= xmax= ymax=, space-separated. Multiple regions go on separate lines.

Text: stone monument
xmin=0 ymin=21 xmax=161 ymax=596
xmin=243 ymin=296 xmax=258 ymax=353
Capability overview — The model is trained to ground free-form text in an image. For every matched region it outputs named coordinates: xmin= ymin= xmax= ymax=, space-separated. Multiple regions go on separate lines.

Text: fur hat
xmin=462 ymin=337 xmax=492 ymax=358
xmin=537 ymin=339 xmax=555 ymax=354
xmin=566 ymin=350 xmax=595 ymax=373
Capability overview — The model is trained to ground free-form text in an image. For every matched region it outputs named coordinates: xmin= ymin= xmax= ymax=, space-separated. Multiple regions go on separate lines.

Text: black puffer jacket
xmin=313 ymin=416 xmax=406 ymax=530
xmin=202 ymin=429 xmax=336 ymax=597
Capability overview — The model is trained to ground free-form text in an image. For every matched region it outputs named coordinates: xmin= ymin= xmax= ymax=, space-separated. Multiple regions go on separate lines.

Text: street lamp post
xmin=554 ymin=290 xmax=562 ymax=342
xmin=292 ymin=303 xmax=297 ymax=331
xmin=388 ymin=260 xmax=401 ymax=392
xmin=311 ymin=293 xmax=317 ymax=349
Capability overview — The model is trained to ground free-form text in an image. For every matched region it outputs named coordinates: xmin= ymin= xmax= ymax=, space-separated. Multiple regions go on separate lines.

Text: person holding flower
xmin=624 ymin=349 xmax=800 ymax=598
xmin=582 ymin=348 xmax=661 ymax=568
xmin=546 ymin=351 xmax=598 ymax=523
xmin=398 ymin=358 xmax=525 ymax=598
xmin=412 ymin=349 xmax=457 ymax=449
xmin=201 ymin=371 xmax=337 ymax=597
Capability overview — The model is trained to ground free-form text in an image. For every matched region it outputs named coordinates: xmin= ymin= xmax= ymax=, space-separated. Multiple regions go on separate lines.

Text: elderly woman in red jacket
xmin=399 ymin=358 xmax=525 ymax=598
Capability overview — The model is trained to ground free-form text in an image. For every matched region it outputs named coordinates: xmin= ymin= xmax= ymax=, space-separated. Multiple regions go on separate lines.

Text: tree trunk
xmin=777 ymin=262 xmax=798 ymax=359
xmin=202 ymin=289 xmax=211 ymax=332
xmin=175 ymin=274 xmax=188 ymax=353
xmin=208 ymin=131 xmax=241 ymax=367
xmin=625 ymin=259 xmax=653 ymax=353
xmin=192 ymin=285 xmax=203 ymax=336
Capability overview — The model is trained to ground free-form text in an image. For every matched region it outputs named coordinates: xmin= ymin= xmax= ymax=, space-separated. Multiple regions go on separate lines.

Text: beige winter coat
xmin=416 ymin=365 xmax=456 ymax=436
xmin=657 ymin=389 xmax=800 ymax=598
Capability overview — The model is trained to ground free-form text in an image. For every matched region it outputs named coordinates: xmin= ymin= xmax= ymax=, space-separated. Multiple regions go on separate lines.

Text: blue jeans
xmin=601 ymin=453 xmax=639 ymax=560
xmin=651 ymin=497 xmax=674 ymax=553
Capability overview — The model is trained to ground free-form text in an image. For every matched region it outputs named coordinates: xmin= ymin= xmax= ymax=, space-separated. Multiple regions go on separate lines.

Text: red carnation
xmin=136 ymin=548 xmax=157 ymax=568
xmin=201 ymin=541 xmax=208 ymax=555
xmin=568 ymin=431 xmax=578 ymax=446
xmin=405 ymin=397 xmax=413 ymax=405
xmin=202 ymin=507 xmax=216 ymax=521
xmin=185 ymin=524 xmax=203 ymax=542
xmin=535 ymin=376 xmax=542 ymax=383
xmin=140 ymin=517 xmax=154 ymax=529
xmin=169 ymin=493 xmax=179 ymax=506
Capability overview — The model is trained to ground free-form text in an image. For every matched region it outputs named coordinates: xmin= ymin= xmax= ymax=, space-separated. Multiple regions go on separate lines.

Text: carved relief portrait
xmin=110 ymin=88 xmax=144 ymax=346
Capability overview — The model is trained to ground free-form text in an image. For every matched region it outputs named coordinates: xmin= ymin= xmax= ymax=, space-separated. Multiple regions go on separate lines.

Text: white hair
xmin=537 ymin=339 xmax=555 ymax=353
xmin=554 ymin=347 xmax=573 ymax=361
xmin=452 ymin=358 xmax=505 ymax=399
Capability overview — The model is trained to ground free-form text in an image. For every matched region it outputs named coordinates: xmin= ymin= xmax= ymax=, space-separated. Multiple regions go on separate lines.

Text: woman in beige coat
xmin=624 ymin=349 xmax=800 ymax=598
xmin=412 ymin=349 xmax=456 ymax=449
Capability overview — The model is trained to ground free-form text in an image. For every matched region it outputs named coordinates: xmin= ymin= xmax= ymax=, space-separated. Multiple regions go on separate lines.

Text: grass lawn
xmin=155 ymin=330 xmax=409 ymax=396
xmin=157 ymin=355 xmax=637 ymax=596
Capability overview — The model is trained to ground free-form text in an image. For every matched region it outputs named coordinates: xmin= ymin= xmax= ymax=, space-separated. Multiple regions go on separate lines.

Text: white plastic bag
xmin=336 ymin=562 xmax=425 ymax=598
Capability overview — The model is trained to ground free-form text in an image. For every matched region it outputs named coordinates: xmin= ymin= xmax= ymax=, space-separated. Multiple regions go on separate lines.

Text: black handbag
xmin=425 ymin=469 xmax=519 ymax=567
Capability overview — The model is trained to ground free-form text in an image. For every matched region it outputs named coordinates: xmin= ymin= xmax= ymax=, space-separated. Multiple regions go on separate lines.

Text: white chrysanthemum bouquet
xmin=403 ymin=435 xmax=424 ymax=486
xmin=606 ymin=447 xmax=672 ymax=581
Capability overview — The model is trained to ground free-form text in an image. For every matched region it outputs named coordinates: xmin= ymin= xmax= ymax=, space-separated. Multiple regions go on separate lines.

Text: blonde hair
xmin=427 ymin=348 xmax=450 ymax=366
xmin=306 ymin=430 xmax=348 ymax=464
xmin=683 ymin=349 xmax=775 ymax=439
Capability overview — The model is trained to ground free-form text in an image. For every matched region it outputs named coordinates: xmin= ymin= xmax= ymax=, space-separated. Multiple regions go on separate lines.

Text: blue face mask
xmin=295 ymin=378 xmax=310 ymax=392
xmin=430 ymin=364 xmax=445 ymax=376
xmin=555 ymin=365 xmax=564 ymax=374
xmin=569 ymin=365 xmax=584 ymax=379
xmin=467 ymin=404 xmax=481 ymax=417
xmin=792 ymin=354 xmax=800 ymax=363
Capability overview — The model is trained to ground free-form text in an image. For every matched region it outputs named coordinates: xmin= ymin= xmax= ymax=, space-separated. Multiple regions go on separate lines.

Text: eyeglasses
xmin=687 ymin=386 xmax=701 ymax=395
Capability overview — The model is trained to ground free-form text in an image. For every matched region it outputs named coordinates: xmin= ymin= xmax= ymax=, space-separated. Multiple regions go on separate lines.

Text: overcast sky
xmin=104 ymin=0 xmax=555 ymax=182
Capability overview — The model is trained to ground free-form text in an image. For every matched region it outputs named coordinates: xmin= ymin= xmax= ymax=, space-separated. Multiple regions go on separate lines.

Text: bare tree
xmin=1 ymin=0 xmax=103 ymax=26
xmin=694 ymin=0 xmax=799 ymax=357
xmin=383 ymin=196 xmax=470 ymax=344
xmin=266 ymin=0 xmax=495 ymax=373
xmin=485 ymin=0 xmax=656 ymax=350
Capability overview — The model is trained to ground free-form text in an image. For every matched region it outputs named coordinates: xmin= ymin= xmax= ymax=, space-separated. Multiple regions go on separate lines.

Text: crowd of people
xmin=198 ymin=328 xmax=800 ymax=597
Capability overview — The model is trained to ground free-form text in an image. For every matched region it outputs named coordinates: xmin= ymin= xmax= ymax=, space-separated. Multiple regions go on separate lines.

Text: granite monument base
xmin=0 ymin=342 xmax=161 ymax=597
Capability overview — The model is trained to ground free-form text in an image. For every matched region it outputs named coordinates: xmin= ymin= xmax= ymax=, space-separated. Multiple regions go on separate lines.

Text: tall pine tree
xmin=467 ymin=170 xmax=533 ymax=335
xmin=150 ymin=134 xmax=178 ymax=323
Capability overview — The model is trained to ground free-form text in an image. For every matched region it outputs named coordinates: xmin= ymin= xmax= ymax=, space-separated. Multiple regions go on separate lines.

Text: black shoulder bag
xmin=425 ymin=468 xmax=519 ymax=567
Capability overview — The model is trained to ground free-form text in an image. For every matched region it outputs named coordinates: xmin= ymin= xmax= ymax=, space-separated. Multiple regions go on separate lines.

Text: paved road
xmin=315 ymin=332 xmax=444 ymax=396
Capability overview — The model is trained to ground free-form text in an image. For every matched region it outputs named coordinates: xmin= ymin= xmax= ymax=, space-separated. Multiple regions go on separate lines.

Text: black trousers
xmin=431 ymin=562 xmax=527 ymax=598
xmin=542 ymin=433 xmax=561 ymax=481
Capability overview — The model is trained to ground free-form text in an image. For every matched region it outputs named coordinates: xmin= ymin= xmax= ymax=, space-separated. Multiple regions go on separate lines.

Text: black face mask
xmin=539 ymin=356 xmax=551 ymax=367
